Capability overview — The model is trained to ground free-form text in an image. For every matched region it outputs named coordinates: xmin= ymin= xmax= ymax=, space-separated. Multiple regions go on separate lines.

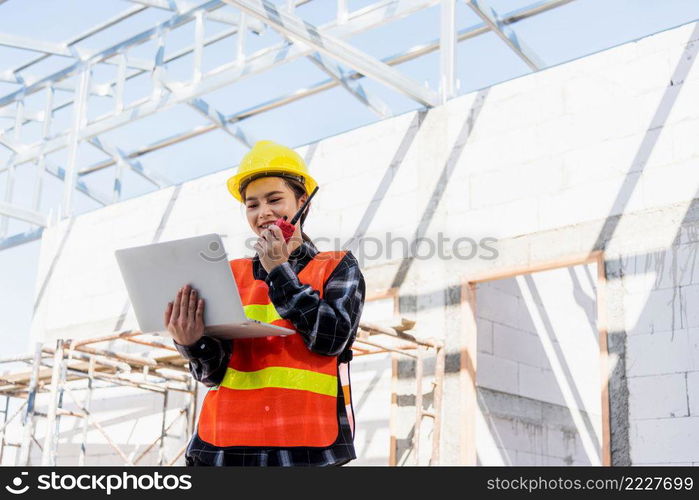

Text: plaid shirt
xmin=175 ymin=241 xmax=365 ymax=466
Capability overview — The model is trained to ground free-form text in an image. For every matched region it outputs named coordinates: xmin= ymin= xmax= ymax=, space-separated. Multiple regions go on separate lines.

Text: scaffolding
xmin=353 ymin=318 xmax=445 ymax=465
xmin=0 ymin=332 xmax=196 ymax=466
xmin=0 ymin=319 xmax=444 ymax=466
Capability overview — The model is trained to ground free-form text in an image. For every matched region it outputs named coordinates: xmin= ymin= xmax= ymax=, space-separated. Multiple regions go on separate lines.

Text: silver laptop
xmin=115 ymin=233 xmax=294 ymax=340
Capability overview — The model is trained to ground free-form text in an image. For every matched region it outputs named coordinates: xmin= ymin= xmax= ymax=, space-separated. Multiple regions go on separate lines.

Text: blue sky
xmin=1 ymin=0 xmax=699 ymax=356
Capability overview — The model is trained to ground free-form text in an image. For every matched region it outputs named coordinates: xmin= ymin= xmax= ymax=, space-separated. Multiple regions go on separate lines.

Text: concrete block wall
xmin=476 ymin=263 xmax=603 ymax=465
xmin=618 ymin=245 xmax=699 ymax=465
xmin=23 ymin=21 xmax=699 ymax=464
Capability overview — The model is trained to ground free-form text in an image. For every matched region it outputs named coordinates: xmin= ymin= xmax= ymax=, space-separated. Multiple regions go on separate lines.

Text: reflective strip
xmin=220 ymin=366 xmax=337 ymax=397
xmin=244 ymin=303 xmax=282 ymax=323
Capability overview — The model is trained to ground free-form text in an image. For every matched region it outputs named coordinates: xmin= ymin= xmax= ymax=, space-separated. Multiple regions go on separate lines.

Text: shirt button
xmin=265 ymin=406 xmax=270 ymax=412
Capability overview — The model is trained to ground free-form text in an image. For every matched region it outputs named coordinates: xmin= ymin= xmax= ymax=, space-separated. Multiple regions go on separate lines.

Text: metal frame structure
xmin=0 ymin=0 xmax=575 ymax=249
xmin=0 ymin=319 xmax=442 ymax=466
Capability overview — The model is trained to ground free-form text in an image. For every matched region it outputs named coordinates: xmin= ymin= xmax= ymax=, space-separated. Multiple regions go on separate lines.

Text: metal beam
xmin=505 ymin=0 xmax=576 ymax=23
xmin=0 ymin=0 xmax=581 ymax=247
xmin=187 ymin=98 xmax=255 ymax=146
xmin=0 ymin=159 xmax=16 ymax=238
xmin=224 ymin=0 xmax=439 ymax=107
xmin=77 ymin=69 xmax=380 ymax=175
xmin=0 ymin=202 xmax=47 ymax=227
xmin=466 ymin=0 xmax=544 ymax=70
xmin=61 ymin=67 xmax=91 ymax=218
xmin=0 ymin=0 xmax=263 ymax=139
xmin=308 ymin=52 xmax=392 ymax=118
xmin=0 ymin=0 xmax=225 ymax=108
xmin=9 ymin=4 xmax=148 ymax=76
xmin=0 ymin=0 xmax=571 ymax=173
xmin=0 ymin=34 xmax=72 ymax=57
xmin=44 ymin=159 xmax=111 ymax=207
xmin=0 ymin=135 xmax=21 ymax=153
xmin=127 ymin=0 xmax=266 ymax=32
xmin=87 ymin=137 xmax=171 ymax=188
xmin=1 ymin=23 xmax=241 ymax=138
xmin=440 ymin=0 xmax=457 ymax=104
xmin=0 ymin=108 xmax=44 ymax=122
xmin=0 ymin=71 xmax=115 ymax=100
xmin=0 ymin=227 xmax=44 ymax=251
xmin=5 ymin=0 xmax=441 ymax=168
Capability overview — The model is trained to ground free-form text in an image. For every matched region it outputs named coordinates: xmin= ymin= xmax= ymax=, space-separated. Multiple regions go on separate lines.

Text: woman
xmin=163 ymin=140 xmax=365 ymax=466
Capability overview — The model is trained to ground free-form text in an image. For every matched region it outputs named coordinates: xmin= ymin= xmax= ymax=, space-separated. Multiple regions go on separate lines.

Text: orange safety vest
xmin=197 ymin=251 xmax=355 ymax=448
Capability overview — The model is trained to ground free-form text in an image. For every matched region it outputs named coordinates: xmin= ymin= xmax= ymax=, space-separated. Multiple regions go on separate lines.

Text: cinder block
xmin=545 ymin=426 xmax=580 ymax=460
xmin=687 ymin=371 xmax=699 ymax=416
xmin=628 ymin=373 xmax=689 ymax=419
xmin=681 ymin=287 xmax=699 ymax=329
xmin=540 ymin=176 xmax=633 ymax=231
xmin=492 ymin=322 xmax=546 ymax=368
xmin=477 ymin=318 xmax=494 ymax=354
xmin=620 ymin=246 xmax=699 ymax=292
xmin=468 ymin=160 xmax=563 ymax=209
xmin=630 ymin=416 xmax=699 ymax=463
xmin=624 ymin=288 xmax=683 ymax=336
xmin=488 ymin=415 xmax=544 ymax=454
xmin=476 ymin=352 xmax=519 ymax=395
xmin=642 ymin=159 xmax=699 ymax=210
xmin=514 ymin=450 xmax=544 ymax=466
xmin=626 ymin=329 xmax=693 ymax=377
xmin=456 ymin=196 xmax=540 ymax=240
xmin=476 ymin=285 xmax=525 ymax=326
xmin=518 ymin=364 xmax=566 ymax=408
xmin=671 ymin=118 xmax=699 ymax=163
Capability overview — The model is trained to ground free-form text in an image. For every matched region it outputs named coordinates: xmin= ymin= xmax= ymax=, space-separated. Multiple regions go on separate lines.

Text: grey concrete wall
xmin=23 ymin=21 xmax=699 ymax=465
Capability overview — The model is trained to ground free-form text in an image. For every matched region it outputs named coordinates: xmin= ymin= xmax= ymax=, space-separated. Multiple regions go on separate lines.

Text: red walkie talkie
xmin=274 ymin=186 xmax=319 ymax=243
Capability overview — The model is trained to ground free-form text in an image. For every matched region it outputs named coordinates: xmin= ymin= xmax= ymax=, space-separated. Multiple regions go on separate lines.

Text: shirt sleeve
xmin=264 ymin=251 xmax=365 ymax=357
xmin=174 ymin=335 xmax=232 ymax=387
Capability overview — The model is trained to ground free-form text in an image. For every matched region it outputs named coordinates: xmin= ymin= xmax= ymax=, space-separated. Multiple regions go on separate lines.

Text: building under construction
xmin=1 ymin=0 xmax=698 ymax=466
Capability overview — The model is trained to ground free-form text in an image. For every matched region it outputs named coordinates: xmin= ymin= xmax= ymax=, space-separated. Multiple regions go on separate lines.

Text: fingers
xmin=260 ymin=227 xmax=277 ymax=243
xmin=163 ymin=301 xmax=173 ymax=328
xmin=179 ymin=284 xmax=189 ymax=322
xmin=195 ymin=298 xmax=205 ymax=327
xmin=254 ymin=239 xmax=265 ymax=257
xmin=188 ymin=288 xmax=197 ymax=322
xmin=170 ymin=288 xmax=182 ymax=323
xmin=268 ymin=225 xmax=283 ymax=240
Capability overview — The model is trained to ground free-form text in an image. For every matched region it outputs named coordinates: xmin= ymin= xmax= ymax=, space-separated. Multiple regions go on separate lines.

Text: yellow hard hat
xmin=227 ymin=140 xmax=318 ymax=203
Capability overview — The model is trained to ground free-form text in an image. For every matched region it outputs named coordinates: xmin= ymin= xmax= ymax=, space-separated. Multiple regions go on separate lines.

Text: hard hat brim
xmin=227 ymin=168 xmax=318 ymax=203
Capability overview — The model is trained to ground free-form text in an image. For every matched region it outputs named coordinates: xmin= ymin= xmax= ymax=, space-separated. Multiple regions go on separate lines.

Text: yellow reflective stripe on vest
xmin=243 ymin=303 xmax=282 ymax=323
xmin=219 ymin=366 xmax=337 ymax=397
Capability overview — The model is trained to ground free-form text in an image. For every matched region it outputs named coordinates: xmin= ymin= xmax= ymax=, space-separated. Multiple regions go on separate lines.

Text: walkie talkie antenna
xmin=289 ymin=186 xmax=319 ymax=225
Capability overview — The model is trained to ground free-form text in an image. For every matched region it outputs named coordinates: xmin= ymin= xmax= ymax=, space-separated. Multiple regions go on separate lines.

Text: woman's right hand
xmin=164 ymin=284 xmax=205 ymax=347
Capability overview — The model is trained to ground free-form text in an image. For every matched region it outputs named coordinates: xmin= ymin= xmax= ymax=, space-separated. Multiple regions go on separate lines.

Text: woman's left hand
xmin=255 ymin=224 xmax=290 ymax=273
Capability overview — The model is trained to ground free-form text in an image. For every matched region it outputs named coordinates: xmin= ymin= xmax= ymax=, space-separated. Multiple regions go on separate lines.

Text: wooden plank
xmin=389 ymin=353 xmax=398 ymax=466
xmin=460 ymin=281 xmax=478 ymax=465
xmin=596 ymin=252 xmax=612 ymax=466
xmin=466 ymin=250 xmax=602 ymax=283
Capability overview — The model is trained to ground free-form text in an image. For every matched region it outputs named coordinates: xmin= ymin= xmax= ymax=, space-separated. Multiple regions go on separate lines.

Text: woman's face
xmin=244 ymin=176 xmax=307 ymax=236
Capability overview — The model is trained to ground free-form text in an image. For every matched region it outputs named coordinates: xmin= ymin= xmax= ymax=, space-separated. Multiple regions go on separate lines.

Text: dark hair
xmin=241 ymin=175 xmax=318 ymax=252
